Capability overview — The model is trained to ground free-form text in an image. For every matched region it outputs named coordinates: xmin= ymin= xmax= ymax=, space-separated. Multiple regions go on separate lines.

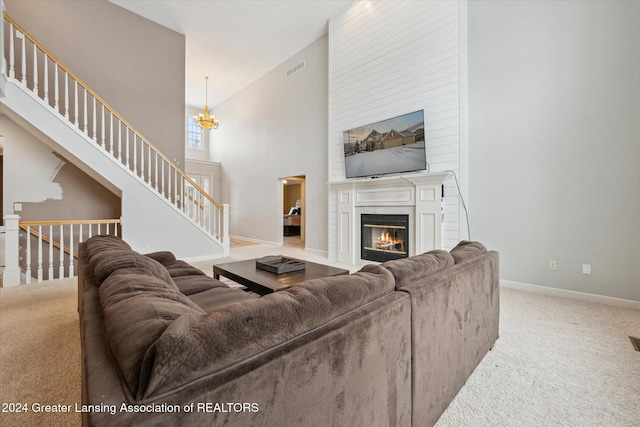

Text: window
xmin=187 ymin=116 xmax=203 ymax=150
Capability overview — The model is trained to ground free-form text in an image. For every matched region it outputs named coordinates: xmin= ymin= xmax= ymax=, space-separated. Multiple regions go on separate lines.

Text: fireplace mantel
xmin=329 ymin=172 xmax=452 ymax=265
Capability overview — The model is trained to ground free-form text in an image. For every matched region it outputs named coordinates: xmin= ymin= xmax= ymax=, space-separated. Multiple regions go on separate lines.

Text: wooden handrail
xmin=3 ymin=12 xmax=223 ymax=212
xmin=19 ymin=219 xmax=121 ymax=227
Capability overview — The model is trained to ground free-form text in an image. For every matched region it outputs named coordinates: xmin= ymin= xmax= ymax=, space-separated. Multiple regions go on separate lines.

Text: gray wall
xmin=211 ymin=36 xmax=328 ymax=250
xmin=468 ymin=0 xmax=640 ymax=301
xmin=2 ymin=116 xmax=121 ymax=220
xmin=4 ymin=0 xmax=186 ymax=168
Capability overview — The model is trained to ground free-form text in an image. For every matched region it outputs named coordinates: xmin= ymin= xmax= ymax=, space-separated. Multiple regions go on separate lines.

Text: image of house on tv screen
xmin=343 ymin=110 xmax=426 ymax=178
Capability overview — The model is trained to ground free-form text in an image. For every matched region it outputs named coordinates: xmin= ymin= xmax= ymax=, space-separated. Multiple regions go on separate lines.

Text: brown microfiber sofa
xmin=78 ymin=235 xmax=498 ymax=426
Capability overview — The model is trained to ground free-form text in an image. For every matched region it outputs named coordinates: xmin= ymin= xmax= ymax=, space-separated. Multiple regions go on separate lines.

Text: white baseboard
xmin=304 ymin=247 xmax=329 ymax=258
xmin=182 ymin=253 xmax=226 ymax=263
xmin=501 ymin=280 xmax=640 ymax=311
xmin=230 ymin=235 xmax=279 ymax=246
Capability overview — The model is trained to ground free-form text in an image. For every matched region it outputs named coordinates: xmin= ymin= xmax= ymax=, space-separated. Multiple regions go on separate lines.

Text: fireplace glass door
xmin=361 ymin=214 xmax=409 ymax=262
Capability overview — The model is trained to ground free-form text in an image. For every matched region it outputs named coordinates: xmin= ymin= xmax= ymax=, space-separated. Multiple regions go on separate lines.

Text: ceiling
xmin=109 ymin=0 xmax=355 ymax=110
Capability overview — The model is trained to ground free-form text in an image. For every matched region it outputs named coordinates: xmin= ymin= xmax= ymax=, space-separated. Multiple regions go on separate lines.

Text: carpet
xmin=1 ymin=277 xmax=638 ymax=426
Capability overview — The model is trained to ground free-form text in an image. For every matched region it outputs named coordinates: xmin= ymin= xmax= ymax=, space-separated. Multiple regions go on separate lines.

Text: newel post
xmin=222 ymin=204 xmax=230 ymax=257
xmin=3 ymin=214 xmax=21 ymax=286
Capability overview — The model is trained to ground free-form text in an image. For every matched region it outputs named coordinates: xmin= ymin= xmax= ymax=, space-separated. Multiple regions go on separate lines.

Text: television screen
xmin=343 ymin=110 xmax=426 ymax=179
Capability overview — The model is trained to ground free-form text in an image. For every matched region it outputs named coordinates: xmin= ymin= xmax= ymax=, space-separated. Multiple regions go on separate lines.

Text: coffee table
xmin=213 ymin=258 xmax=349 ymax=295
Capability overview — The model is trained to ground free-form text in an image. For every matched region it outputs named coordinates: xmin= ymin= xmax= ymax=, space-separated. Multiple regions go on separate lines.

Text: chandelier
xmin=193 ymin=76 xmax=220 ymax=130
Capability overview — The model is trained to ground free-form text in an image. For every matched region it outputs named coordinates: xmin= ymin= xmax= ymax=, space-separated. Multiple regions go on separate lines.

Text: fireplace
xmin=361 ymin=214 xmax=409 ymax=262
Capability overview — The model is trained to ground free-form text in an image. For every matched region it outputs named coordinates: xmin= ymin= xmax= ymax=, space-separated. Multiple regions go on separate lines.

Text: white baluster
xmin=20 ymin=30 xmax=26 ymax=84
xmin=174 ymin=170 xmax=178 ymax=207
xmin=64 ymin=72 xmax=69 ymax=119
xmin=106 ymin=222 xmax=110 ymax=234
xmin=79 ymin=223 xmax=83 ymax=244
xmin=109 ymin=118 xmax=117 ymax=156
xmin=181 ymin=176 xmax=185 ymax=212
xmin=155 ymin=152 xmax=159 ymax=191
xmin=148 ymin=146 xmax=152 ymax=184
xmin=69 ymin=224 xmax=74 ymax=278
xmin=98 ymin=223 xmax=101 ymax=235
xmin=161 ymin=159 xmax=165 ymax=197
xmin=59 ymin=224 xmax=65 ymax=278
xmin=133 ymin=134 xmax=138 ymax=175
xmin=26 ymin=226 xmax=32 ymax=284
xmin=9 ymin=23 xmax=15 ymax=79
xmin=92 ymin=98 xmax=97 ymax=142
xmin=43 ymin=55 xmax=49 ymax=104
xmin=88 ymin=223 xmax=92 ymax=239
xmin=83 ymin=88 xmax=88 ymax=135
xmin=126 ymin=129 xmax=130 ymax=168
xmin=54 ymin=65 xmax=59 ymax=112
xmin=37 ymin=226 xmax=43 ymax=282
xmin=168 ymin=167 xmax=172 ymax=203
xmin=109 ymin=113 xmax=114 ymax=156
xmin=100 ymin=106 xmax=105 ymax=148
xmin=74 ymin=80 xmax=79 ymax=127
xmin=32 ymin=43 xmax=38 ymax=94
xmin=48 ymin=225 xmax=54 ymax=280
xmin=140 ymin=138 xmax=145 ymax=179
xmin=118 ymin=121 xmax=122 ymax=162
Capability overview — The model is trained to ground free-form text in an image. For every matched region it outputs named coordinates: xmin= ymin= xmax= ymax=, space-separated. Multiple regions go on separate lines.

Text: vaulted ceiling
xmin=109 ymin=0 xmax=355 ymax=109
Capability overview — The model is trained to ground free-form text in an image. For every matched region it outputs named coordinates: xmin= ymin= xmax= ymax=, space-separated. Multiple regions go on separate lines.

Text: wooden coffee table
xmin=213 ymin=258 xmax=349 ymax=295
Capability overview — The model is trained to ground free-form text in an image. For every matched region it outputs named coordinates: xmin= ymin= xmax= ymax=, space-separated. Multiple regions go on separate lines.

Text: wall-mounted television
xmin=343 ymin=110 xmax=426 ymax=179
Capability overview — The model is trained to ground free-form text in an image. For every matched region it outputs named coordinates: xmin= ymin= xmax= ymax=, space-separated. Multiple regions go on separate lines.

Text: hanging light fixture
xmin=193 ymin=76 xmax=220 ymax=130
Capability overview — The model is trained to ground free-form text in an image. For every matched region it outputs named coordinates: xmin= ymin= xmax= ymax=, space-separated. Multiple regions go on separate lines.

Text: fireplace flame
xmin=376 ymin=231 xmax=404 ymax=252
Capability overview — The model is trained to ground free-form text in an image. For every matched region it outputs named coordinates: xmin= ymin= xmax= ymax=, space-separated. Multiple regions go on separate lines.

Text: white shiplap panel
xmin=328 ymin=0 xmax=465 ymax=256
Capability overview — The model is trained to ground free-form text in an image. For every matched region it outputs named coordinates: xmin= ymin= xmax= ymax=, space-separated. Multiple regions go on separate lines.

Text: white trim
xmin=304 ymin=247 xmax=329 ymax=258
xmin=230 ymin=235 xmax=279 ymax=247
xmin=501 ymin=280 xmax=640 ymax=311
xmin=458 ymin=0 xmax=469 ymax=240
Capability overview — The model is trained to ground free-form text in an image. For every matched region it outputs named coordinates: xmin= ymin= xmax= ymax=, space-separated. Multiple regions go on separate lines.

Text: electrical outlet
xmin=549 ymin=260 xmax=557 ymax=271
xmin=582 ymin=264 xmax=591 ymax=275
xmin=14 ymin=203 xmax=23 ymax=212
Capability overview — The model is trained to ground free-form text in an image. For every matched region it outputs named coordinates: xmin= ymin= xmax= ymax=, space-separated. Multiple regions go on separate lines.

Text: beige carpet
xmin=1 ymin=253 xmax=639 ymax=426
xmin=0 ymin=278 xmax=81 ymax=427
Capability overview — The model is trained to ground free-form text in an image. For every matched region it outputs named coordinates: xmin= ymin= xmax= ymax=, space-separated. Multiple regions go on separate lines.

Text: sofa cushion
xmin=91 ymin=250 xmax=176 ymax=286
xmin=164 ymin=260 xmax=207 ymax=278
xmin=84 ymin=234 xmax=132 ymax=264
xmin=188 ymin=287 xmax=259 ymax=312
xmin=383 ymin=250 xmax=455 ymax=288
xmin=99 ymin=272 xmax=205 ymax=399
xmin=136 ymin=263 xmax=395 ymax=399
xmin=144 ymin=251 xmax=177 ymax=267
xmin=173 ymin=275 xmax=229 ymax=295
xmin=450 ymin=240 xmax=487 ymax=264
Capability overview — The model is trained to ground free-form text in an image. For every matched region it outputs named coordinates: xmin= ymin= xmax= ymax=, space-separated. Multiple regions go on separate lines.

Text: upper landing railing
xmin=1 ymin=12 xmax=228 ymax=245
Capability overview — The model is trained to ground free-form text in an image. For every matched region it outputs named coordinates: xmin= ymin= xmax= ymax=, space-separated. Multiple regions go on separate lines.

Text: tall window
xmin=187 ymin=116 xmax=203 ymax=150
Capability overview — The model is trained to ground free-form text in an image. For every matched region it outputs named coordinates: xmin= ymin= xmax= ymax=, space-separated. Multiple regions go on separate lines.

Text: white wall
xmin=328 ymin=0 xmax=467 ymax=260
xmin=468 ymin=0 xmax=640 ymax=301
xmin=211 ymin=36 xmax=328 ymax=250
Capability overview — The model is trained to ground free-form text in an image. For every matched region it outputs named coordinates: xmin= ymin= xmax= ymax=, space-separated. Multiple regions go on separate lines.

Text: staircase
xmin=1 ymin=13 xmax=229 ymax=285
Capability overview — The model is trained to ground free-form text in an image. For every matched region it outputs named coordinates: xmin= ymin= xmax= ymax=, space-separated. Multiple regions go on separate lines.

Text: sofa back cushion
xmin=135 ymin=264 xmax=395 ymax=399
xmin=99 ymin=272 xmax=205 ymax=399
xmin=91 ymin=250 xmax=177 ymax=287
xmin=450 ymin=240 xmax=487 ymax=264
xmin=383 ymin=250 xmax=455 ymax=288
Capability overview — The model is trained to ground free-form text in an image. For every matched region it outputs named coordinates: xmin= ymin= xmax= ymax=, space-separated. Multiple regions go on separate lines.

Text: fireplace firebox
xmin=361 ymin=214 xmax=409 ymax=262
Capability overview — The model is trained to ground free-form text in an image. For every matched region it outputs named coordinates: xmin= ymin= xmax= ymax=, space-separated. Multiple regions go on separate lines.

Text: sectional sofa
xmin=78 ymin=235 xmax=499 ymax=426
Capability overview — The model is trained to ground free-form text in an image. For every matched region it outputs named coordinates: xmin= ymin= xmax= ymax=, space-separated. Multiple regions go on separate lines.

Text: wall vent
xmin=287 ymin=61 xmax=305 ymax=77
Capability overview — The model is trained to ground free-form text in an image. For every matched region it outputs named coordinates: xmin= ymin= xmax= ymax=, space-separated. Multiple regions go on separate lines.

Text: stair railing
xmin=19 ymin=218 xmax=122 ymax=283
xmin=2 ymin=12 xmax=228 ymax=245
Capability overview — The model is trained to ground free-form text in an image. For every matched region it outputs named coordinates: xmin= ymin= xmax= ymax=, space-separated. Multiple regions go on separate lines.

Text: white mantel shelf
xmin=329 ymin=172 xmax=452 ymax=265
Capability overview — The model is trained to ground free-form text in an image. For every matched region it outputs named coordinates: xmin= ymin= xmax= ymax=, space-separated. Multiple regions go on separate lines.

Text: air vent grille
xmin=287 ymin=61 xmax=305 ymax=77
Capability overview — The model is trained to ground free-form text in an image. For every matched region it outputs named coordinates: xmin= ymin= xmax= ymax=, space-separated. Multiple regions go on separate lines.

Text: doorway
xmin=281 ymin=176 xmax=305 ymax=248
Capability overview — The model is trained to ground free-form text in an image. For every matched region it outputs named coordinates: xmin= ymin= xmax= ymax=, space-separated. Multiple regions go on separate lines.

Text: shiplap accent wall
xmin=328 ymin=0 xmax=466 ymax=259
